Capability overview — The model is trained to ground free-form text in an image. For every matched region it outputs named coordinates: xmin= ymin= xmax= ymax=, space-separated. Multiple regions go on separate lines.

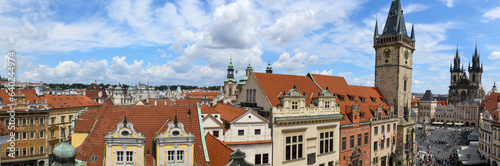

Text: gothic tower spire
xmin=381 ymin=0 xmax=408 ymax=37
xmin=410 ymin=19 xmax=415 ymax=40
xmin=374 ymin=17 xmax=379 ymax=38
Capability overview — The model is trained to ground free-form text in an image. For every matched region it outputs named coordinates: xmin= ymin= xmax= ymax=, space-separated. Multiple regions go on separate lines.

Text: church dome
xmin=53 ymin=139 xmax=77 ymax=162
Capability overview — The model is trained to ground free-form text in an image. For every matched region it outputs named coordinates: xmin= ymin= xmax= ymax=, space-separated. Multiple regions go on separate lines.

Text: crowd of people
xmin=414 ymin=125 xmax=476 ymax=166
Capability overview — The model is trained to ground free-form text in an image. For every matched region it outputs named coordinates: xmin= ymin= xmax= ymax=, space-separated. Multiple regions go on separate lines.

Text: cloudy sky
xmin=1 ymin=0 xmax=500 ymax=94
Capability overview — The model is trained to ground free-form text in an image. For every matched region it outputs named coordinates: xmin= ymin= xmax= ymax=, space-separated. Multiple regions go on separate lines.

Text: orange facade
xmin=339 ymin=110 xmax=371 ymax=166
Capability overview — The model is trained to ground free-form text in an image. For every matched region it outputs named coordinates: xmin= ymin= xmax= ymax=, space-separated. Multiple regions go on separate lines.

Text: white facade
xmin=370 ymin=106 xmax=398 ymax=166
xmin=271 ymin=88 xmax=342 ymax=166
xmin=201 ymin=114 xmax=224 ymax=141
xmin=223 ymin=110 xmax=272 ymax=165
xmin=480 ymin=110 xmax=493 ymax=160
xmin=434 ymin=104 xmax=456 ymax=123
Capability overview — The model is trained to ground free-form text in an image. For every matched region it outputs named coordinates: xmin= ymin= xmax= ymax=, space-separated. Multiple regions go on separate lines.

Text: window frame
xmin=284 ymin=134 xmax=304 ymax=161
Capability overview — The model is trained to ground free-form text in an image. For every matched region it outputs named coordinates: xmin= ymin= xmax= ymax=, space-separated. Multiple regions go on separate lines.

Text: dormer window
xmin=361 ymin=98 xmax=366 ymax=103
xmin=349 ymin=95 xmax=355 ymax=101
xmin=325 ymin=101 xmax=330 ymax=109
xmin=338 ymin=95 xmax=345 ymax=101
xmin=291 ymin=101 xmax=298 ymax=110
xmin=371 ymin=97 xmax=377 ymax=103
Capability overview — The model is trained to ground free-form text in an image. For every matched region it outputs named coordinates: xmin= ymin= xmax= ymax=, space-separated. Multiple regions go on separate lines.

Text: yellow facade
xmin=105 ymin=145 xmax=144 ymax=165
xmin=70 ymin=132 xmax=88 ymax=148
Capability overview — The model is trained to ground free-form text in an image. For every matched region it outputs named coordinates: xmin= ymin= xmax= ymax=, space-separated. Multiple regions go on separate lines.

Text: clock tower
xmin=373 ymin=0 xmax=415 ymax=117
xmin=374 ymin=1 xmax=416 ymax=166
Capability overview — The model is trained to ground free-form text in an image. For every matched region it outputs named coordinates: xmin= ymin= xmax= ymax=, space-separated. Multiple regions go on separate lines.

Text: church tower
xmin=374 ymin=0 xmax=415 ymax=116
xmin=223 ymin=56 xmax=238 ymax=103
xmin=468 ymin=43 xmax=483 ymax=96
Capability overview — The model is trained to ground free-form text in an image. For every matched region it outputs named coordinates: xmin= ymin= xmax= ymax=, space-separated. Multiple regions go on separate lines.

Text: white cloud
xmin=23 ymin=59 xmax=108 ymax=83
xmin=440 ymin=0 xmax=455 ymax=8
xmin=404 ymin=4 xmax=430 ymax=14
xmin=263 ymin=10 xmax=317 ymax=45
xmin=311 ymin=69 xmax=333 ymax=75
xmin=273 ymin=49 xmax=318 ymax=74
xmin=344 ymin=74 xmax=374 ymax=86
xmin=488 ymin=51 xmax=500 ymax=60
xmin=482 ymin=7 xmax=500 ymax=22
xmin=413 ymin=80 xmax=424 ymax=85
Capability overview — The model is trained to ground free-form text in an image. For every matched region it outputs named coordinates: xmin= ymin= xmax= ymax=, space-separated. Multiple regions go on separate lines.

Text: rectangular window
xmin=30 ymin=147 xmax=34 ymax=155
xmin=393 ymin=136 xmax=396 ymax=145
xmin=61 ymin=129 xmax=66 ymax=138
xmin=40 ymin=130 xmax=45 ymax=139
xmin=350 ymin=135 xmax=354 ymax=148
xmin=238 ymin=130 xmax=244 ymax=136
xmin=374 ymin=127 xmax=378 ymax=135
xmin=357 ymin=134 xmax=362 ymax=146
xmin=61 ymin=116 xmax=65 ymax=123
xmin=69 ymin=115 xmax=73 ymax=122
xmin=117 ymin=151 xmax=124 ymax=162
xmin=253 ymin=89 xmax=256 ymax=102
xmin=51 ymin=118 xmax=55 ymax=125
xmin=255 ymin=154 xmax=262 ymax=164
xmin=325 ymin=101 xmax=330 ymax=108
xmin=320 ymin=164 xmax=325 ymax=166
xmin=291 ymin=101 xmax=298 ymax=110
xmin=387 ymin=138 xmax=390 ymax=148
xmin=342 ymin=137 xmax=346 ymax=150
xmin=285 ymin=135 xmax=303 ymax=161
xmin=263 ymin=153 xmax=269 ymax=164
xmin=51 ymin=130 xmax=55 ymax=138
xmin=22 ymin=118 xmax=27 ymax=126
xmin=246 ymin=89 xmax=249 ymax=102
xmin=404 ymin=80 xmax=407 ymax=91
xmin=15 ymin=132 xmax=19 ymax=140
xmin=168 ymin=151 xmax=175 ymax=161
xmin=30 ymin=131 xmax=35 ymax=139
xmin=255 ymin=129 xmax=261 ymax=135
xmin=22 ymin=132 xmax=27 ymax=140
xmin=364 ymin=132 xmax=368 ymax=145
xmin=329 ymin=161 xmax=334 ymax=166
xmin=381 ymin=140 xmax=384 ymax=149
xmin=319 ymin=131 xmax=334 ymax=154
xmin=381 ymin=126 xmax=385 ymax=133
xmin=15 ymin=148 xmax=19 ymax=157
xmin=22 ymin=148 xmax=27 ymax=156
xmin=30 ymin=118 xmax=35 ymax=125
xmin=393 ymin=123 xmax=396 ymax=132
xmin=126 ymin=151 xmax=133 ymax=162
xmin=40 ymin=117 xmax=44 ymax=125
xmin=374 ymin=141 xmax=378 ymax=151
xmin=213 ymin=131 xmax=219 ymax=138
xmin=176 ymin=150 xmax=184 ymax=161
xmin=15 ymin=118 xmax=18 ymax=126
xmin=387 ymin=124 xmax=390 ymax=132
xmin=40 ymin=146 xmax=44 ymax=154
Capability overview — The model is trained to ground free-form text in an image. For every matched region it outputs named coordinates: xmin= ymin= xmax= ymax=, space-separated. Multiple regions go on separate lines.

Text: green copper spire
xmin=493 ymin=82 xmax=497 ymax=91
xmin=266 ymin=57 xmax=273 ymax=73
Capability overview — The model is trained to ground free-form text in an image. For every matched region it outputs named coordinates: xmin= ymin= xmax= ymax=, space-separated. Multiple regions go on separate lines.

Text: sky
xmin=1 ymin=0 xmax=500 ymax=94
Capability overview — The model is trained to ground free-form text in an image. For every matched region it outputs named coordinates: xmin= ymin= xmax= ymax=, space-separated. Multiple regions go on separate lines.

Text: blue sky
xmin=1 ymin=0 xmax=500 ymax=94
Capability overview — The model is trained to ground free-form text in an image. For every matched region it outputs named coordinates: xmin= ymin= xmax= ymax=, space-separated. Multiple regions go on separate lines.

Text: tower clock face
xmin=383 ymin=49 xmax=391 ymax=58
xmin=404 ymin=50 xmax=409 ymax=60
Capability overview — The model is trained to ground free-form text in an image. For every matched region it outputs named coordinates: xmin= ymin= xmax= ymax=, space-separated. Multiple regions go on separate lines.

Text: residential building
xmin=237 ymin=72 xmax=342 ymax=166
xmin=73 ymin=101 xmax=208 ymax=165
xmin=488 ymin=111 xmax=500 ymax=166
xmin=214 ymin=104 xmax=272 ymax=165
xmin=448 ymin=43 xmax=484 ymax=105
xmin=200 ymin=105 xmax=224 ymax=141
xmin=0 ymin=89 xmax=50 ymax=166
xmin=434 ymin=103 xmax=456 ymax=124
xmin=479 ymin=110 xmax=495 ymax=162
xmin=455 ymin=100 xmax=481 ymax=126
xmin=370 ymin=106 xmax=398 ymax=166
xmin=39 ymin=94 xmax=100 ymax=153
xmin=417 ymin=90 xmax=437 ymax=124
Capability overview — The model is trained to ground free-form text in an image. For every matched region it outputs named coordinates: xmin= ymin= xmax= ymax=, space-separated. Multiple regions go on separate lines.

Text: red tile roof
xmin=205 ymin=133 xmax=233 ymax=166
xmin=200 ymin=105 xmax=219 ymax=114
xmin=40 ymin=94 xmax=99 ymax=109
xmin=484 ymin=93 xmax=500 ymax=112
xmin=411 ymin=97 xmax=420 ymax=108
xmin=437 ymin=100 xmax=448 ymax=107
xmin=0 ymin=89 xmax=43 ymax=105
xmin=187 ymin=91 xmax=221 ymax=100
xmin=75 ymin=103 xmax=207 ymax=165
xmin=143 ymin=99 xmax=199 ymax=106
xmin=214 ymin=104 xmax=248 ymax=123
xmin=253 ymin=72 xmax=322 ymax=107
xmin=308 ymin=74 xmax=388 ymax=122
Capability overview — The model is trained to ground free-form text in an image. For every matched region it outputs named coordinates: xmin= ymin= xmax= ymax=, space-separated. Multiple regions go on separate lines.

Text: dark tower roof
xmin=381 ymin=0 xmax=408 ymax=37
xmin=451 ymin=46 xmax=462 ymax=72
xmin=410 ymin=22 xmax=415 ymax=40
xmin=470 ymin=41 xmax=483 ymax=72
xmin=374 ymin=19 xmax=379 ymax=38
xmin=421 ymin=90 xmax=433 ymax=101
xmin=266 ymin=57 xmax=273 ymax=73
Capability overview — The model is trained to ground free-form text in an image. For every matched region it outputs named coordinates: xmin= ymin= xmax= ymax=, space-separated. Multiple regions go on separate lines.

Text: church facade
xmin=448 ymin=44 xmax=484 ymax=105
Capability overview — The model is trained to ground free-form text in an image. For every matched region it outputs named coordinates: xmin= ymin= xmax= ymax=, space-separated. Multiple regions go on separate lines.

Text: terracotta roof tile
xmin=0 ymin=89 xmax=43 ymax=105
xmin=253 ymin=72 xmax=322 ymax=107
xmin=75 ymin=103 xmax=207 ymax=165
xmin=205 ymin=133 xmax=233 ymax=166
xmin=40 ymin=94 xmax=99 ymax=109
xmin=214 ymin=104 xmax=248 ymax=123
xmin=200 ymin=105 xmax=219 ymax=114
xmin=484 ymin=93 xmax=500 ymax=112
xmin=308 ymin=74 xmax=389 ymax=122
xmin=437 ymin=100 xmax=448 ymax=107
